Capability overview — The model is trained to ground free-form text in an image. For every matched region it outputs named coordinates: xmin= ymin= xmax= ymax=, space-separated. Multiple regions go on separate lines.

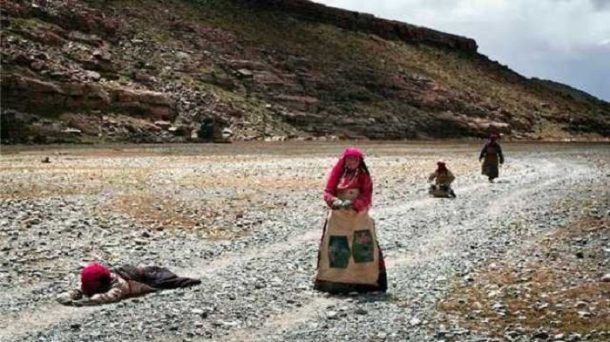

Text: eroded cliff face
xmin=1 ymin=0 xmax=608 ymax=144
xmin=239 ymin=0 xmax=478 ymax=54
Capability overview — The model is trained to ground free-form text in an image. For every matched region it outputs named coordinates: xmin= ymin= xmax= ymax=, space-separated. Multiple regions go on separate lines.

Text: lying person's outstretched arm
xmin=56 ymin=289 xmax=83 ymax=305
xmin=57 ymin=275 xmax=126 ymax=306
xmin=76 ymin=285 xmax=123 ymax=306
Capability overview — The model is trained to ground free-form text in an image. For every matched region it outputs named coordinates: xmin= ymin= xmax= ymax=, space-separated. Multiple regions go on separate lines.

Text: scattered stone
xmin=176 ymin=51 xmax=191 ymax=60
xmin=463 ymin=274 xmax=474 ymax=282
xmin=63 ymin=128 xmax=82 ymax=135
xmin=533 ymin=330 xmax=549 ymax=339
xmin=154 ymin=120 xmax=172 ymax=129
xmin=355 ymin=308 xmax=367 ymax=315
xmin=575 ymin=301 xmax=588 ymax=309
xmin=85 ymin=70 xmax=101 ymax=81
xmin=236 ymin=69 xmax=253 ymax=78
xmin=409 ymin=317 xmax=421 ymax=326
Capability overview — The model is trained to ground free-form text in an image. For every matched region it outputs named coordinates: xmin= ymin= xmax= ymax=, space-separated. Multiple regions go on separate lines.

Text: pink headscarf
xmin=323 ymin=147 xmax=372 ymax=212
xmin=81 ymin=263 xmax=112 ymax=297
xmin=325 ymin=147 xmax=365 ymax=191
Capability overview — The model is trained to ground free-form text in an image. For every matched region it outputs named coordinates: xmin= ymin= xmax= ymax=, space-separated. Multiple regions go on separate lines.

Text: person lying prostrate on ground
xmin=57 ymin=263 xmax=201 ymax=306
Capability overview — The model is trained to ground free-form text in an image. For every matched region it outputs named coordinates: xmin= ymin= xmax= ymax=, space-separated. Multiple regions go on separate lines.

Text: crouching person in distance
xmin=428 ymin=161 xmax=456 ymax=198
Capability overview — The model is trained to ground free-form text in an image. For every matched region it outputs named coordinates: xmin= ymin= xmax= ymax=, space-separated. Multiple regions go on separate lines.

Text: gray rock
xmin=355 ymin=308 xmax=367 ymax=315
xmin=237 ymin=69 xmax=253 ymax=78
xmin=409 ymin=317 xmax=421 ymax=326
xmin=326 ymin=311 xmax=338 ymax=319
xmin=533 ymin=331 xmax=549 ymax=340
xmin=176 ymin=51 xmax=191 ymax=60
xmin=85 ymin=70 xmax=101 ymax=81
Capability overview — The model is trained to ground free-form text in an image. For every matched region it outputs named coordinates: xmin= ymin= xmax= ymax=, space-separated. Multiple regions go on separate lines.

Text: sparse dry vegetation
xmin=439 ymin=215 xmax=610 ymax=339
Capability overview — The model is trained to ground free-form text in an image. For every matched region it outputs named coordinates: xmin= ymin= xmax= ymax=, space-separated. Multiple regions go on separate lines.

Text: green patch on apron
xmin=352 ymin=230 xmax=374 ymax=263
xmin=328 ymin=235 xmax=350 ymax=268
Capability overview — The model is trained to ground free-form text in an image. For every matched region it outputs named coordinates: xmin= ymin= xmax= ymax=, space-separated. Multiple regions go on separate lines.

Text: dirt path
xmin=216 ymin=156 xmax=596 ymax=341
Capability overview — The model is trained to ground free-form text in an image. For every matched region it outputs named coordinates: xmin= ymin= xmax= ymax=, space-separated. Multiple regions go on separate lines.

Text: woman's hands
xmin=331 ymin=199 xmax=353 ymax=210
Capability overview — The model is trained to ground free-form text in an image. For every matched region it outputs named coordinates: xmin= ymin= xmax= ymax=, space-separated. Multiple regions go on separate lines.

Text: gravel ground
xmin=0 ymin=142 xmax=608 ymax=342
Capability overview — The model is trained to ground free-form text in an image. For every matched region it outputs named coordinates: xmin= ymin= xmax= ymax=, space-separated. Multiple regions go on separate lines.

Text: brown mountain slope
xmin=1 ymin=0 xmax=609 ymax=143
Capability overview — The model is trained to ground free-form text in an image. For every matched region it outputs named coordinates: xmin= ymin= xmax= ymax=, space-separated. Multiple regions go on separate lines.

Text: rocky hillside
xmin=1 ymin=0 xmax=609 ymax=143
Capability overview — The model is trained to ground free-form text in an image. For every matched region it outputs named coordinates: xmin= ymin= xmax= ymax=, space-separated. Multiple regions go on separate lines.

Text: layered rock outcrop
xmin=1 ymin=0 xmax=608 ymax=143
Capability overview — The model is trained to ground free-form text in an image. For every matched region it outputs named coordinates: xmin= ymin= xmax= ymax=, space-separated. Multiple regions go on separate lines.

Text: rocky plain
xmin=0 ymin=141 xmax=608 ymax=341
